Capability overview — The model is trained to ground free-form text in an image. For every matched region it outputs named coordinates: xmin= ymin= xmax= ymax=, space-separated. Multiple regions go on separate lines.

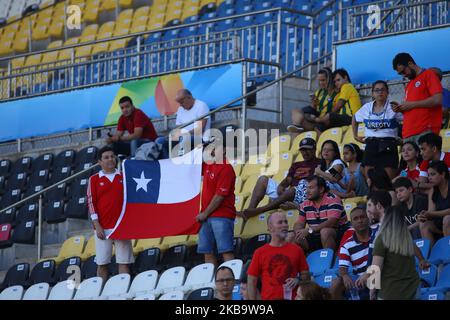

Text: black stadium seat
xmin=76 ymin=146 xmax=98 ymax=167
xmin=28 ymin=169 xmax=49 ymax=189
xmin=7 ymin=172 xmax=28 ymax=191
xmin=28 ymin=260 xmax=56 ymax=286
xmin=43 ymin=200 xmax=66 ymax=224
xmin=233 ymin=237 xmax=243 ymax=259
xmin=44 ymin=182 xmax=67 ymax=202
xmin=74 ymin=161 xmax=95 ymax=173
xmin=0 ymin=159 xmax=12 ymax=177
xmin=50 ymin=166 xmax=72 ymax=184
xmin=0 ymin=207 xmax=16 ymax=225
xmin=242 ymin=234 xmax=271 ymax=261
xmin=0 ymin=175 xmax=6 ymax=194
xmin=0 ymin=189 xmax=22 ymax=208
xmin=12 ymin=219 xmax=36 ymax=244
xmin=108 ymin=255 xmax=118 ymax=276
xmin=185 ymin=245 xmax=204 ymax=270
xmin=32 ymin=153 xmax=53 ymax=172
xmin=81 ymin=255 xmax=98 ymax=280
xmin=10 ymin=157 xmax=32 ymax=175
xmin=186 ymin=287 xmax=214 ymax=300
xmin=65 ymin=196 xmax=88 ymax=219
xmin=68 ymin=177 xmax=89 ymax=199
xmin=0 ymin=263 xmax=30 ymax=291
xmin=133 ymin=248 xmax=161 ymax=274
xmin=54 ymin=150 xmax=76 ymax=168
xmin=16 ymin=203 xmax=38 ymax=224
xmin=55 ymin=256 xmax=82 ymax=282
xmin=159 ymin=244 xmax=188 ymax=270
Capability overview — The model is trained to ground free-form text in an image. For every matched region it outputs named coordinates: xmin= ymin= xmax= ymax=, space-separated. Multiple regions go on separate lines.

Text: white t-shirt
xmin=326 ymin=159 xmax=345 ymax=173
xmin=354 ymin=100 xmax=403 ymax=138
xmin=175 ymin=99 xmax=211 ymax=141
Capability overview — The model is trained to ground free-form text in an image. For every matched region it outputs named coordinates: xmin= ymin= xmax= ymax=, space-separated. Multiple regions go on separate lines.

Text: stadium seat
xmin=179 ymin=263 xmax=215 ymax=292
xmin=54 ymin=150 xmax=76 ymax=168
xmin=47 ymin=280 xmax=76 ymax=300
xmin=50 ymin=166 xmax=72 ymax=184
xmin=316 ymin=127 xmax=344 ymax=156
xmin=81 ymin=255 xmax=98 ymax=280
xmin=43 ymin=200 xmax=66 ymax=224
xmin=418 ymin=264 xmax=438 ymax=288
xmin=45 ymin=182 xmax=67 ymax=202
xmin=233 ymin=217 xmax=244 ymax=236
xmin=428 ymin=236 xmax=450 ymax=265
xmin=184 ymin=244 xmax=205 ymax=270
xmin=0 ymin=188 xmax=21 ymax=208
xmin=159 ymin=290 xmax=184 ymax=300
xmin=424 ymin=264 xmax=450 ymax=293
xmin=7 ymin=172 xmax=28 ymax=191
xmin=32 ymin=153 xmax=53 ymax=171
xmin=11 ymin=157 xmax=32 ymax=174
xmin=342 ymin=124 xmax=365 ymax=150
xmin=76 ymin=146 xmax=98 ymax=166
xmin=12 ymin=219 xmax=36 ymax=244
xmin=266 ymin=134 xmax=291 ymax=156
xmin=218 ymin=259 xmax=243 ymax=281
xmin=121 ymin=270 xmax=158 ymax=300
xmin=262 ymin=152 xmax=294 ymax=176
xmin=133 ymin=238 xmax=164 ymax=254
xmin=0 ymin=285 xmax=24 ymax=300
xmin=161 ymin=235 xmax=190 ymax=247
xmin=0 ymin=159 xmax=11 ymax=177
xmin=80 ymin=235 xmax=95 ymax=261
xmin=98 ymin=273 xmax=131 ymax=300
xmin=22 ymin=282 xmax=50 ymax=300
xmin=65 ymin=196 xmax=88 ymax=220
xmin=233 ymin=237 xmax=243 ymax=259
xmin=284 ymin=209 xmax=300 ymax=230
xmin=0 ymin=223 xmax=13 ymax=249
xmin=414 ymin=238 xmax=431 ymax=261
xmin=153 ymin=266 xmax=186 ymax=296
xmin=133 ymin=247 xmax=161 ymax=274
xmin=55 ymin=257 xmax=82 ymax=282
xmin=73 ymin=277 xmax=103 ymax=300
xmin=306 ymin=248 xmax=334 ymax=276
xmin=158 ymin=244 xmax=188 ymax=270
xmin=28 ymin=260 xmax=56 ymax=286
xmin=27 ymin=169 xmax=49 ymax=191
xmin=186 ymin=287 xmax=215 ymax=300
xmin=134 ymin=293 xmax=156 ymax=300
xmin=240 ymin=213 xmax=270 ymax=238
xmin=242 ymin=234 xmax=271 ymax=261
xmin=421 ymin=290 xmax=445 ymax=300
xmin=48 ymin=235 xmax=85 ymax=264
xmin=0 ymin=263 xmax=30 ymax=291
xmin=0 ymin=207 xmax=16 ymax=225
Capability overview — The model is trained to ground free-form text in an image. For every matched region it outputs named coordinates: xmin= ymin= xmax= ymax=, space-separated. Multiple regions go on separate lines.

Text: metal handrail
xmin=348 ymin=0 xmax=445 ymax=15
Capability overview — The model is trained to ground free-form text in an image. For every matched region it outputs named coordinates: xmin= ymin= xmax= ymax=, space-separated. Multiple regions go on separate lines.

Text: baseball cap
xmin=299 ymin=137 xmax=316 ymax=150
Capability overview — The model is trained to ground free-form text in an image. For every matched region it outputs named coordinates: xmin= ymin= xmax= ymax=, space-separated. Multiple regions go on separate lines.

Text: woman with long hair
xmin=337 ymin=143 xmax=369 ymax=197
xmin=418 ymin=161 xmax=450 ymax=245
xmin=357 ymin=205 xmax=420 ymax=300
xmin=295 ymin=280 xmax=331 ymax=300
xmin=398 ymin=141 xmax=422 ymax=182
xmin=367 ymin=167 xmax=397 ymax=205
xmin=314 ymin=140 xmax=346 ymax=195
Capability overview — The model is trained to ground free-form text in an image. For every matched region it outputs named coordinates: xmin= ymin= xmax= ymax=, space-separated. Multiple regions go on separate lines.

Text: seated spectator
xmin=240 ymin=138 xmax=320 ymax=220
xmin=393 ymin=177 xmax=427 ymax=239
xmin=358 ymin=206 xmax=420 ymax=300
xmin=314 ymin=140 xmax=347 ymax=195
xmin=417 ymin=133 xmax=450 ymax=192
xmin=295 ymin=280 xmax=331 ymax=300
xmin=314 ymin=69 xmax=362 ymax=132
xmin=293 ymin=176 xmax=349 ymax=252
xmin=331 ymin=207 xmax=378 ymax=300
xmin=214 ymin=266 xmax=235 ymax=301
xmin=352 ymin=80 xmax=403 ymax=180
xmin=247 ymin=212 xmax=310 ymax=300
xmin=398 ymin=141 xmax=422 ymax=182
xmin=106 ymin=96 xmax=158 ymax=157
xmin=429 ymin=67 xmax=450 ymax=127
xmin=419 ymin=161 xmax=450 ymax=246
xmin=367 ymin=168 xmax=397 ymax=205
xmin=366 ymin=190 xmax=392 ymax=226
xmin=337 ymin=143 xmax=369 ymax=198
xmin=287 ymin=67 xmax=338 ymax=133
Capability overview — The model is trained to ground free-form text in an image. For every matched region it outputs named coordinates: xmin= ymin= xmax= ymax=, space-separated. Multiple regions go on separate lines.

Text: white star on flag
xmin=133 ymin=171 xmax=152 ymax=192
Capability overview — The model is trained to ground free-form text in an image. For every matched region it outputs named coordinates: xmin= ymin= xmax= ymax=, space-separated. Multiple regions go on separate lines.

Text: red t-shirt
xmin=247 ymin=243 xmax=309 ymax=300
xmin=287 ymin=159 xmax=321 ymax=186
xmin=87 ymin=171 xmax=124 ymax=229
xmin=419 ymin=152 xmax=450 ymax=177
xmin=400 ymin=165 xmax=420 ymax=181
xmin=201 ymin=162 xmax=236 ymax=219
xmin=117 ymin=108 xmax=158 ymax=141
xmin=402 ymin=69 xmax=443 ymax=138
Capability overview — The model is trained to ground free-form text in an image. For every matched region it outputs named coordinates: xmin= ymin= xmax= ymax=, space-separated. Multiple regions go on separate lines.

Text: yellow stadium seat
xmin=161 ymin=235 xmax=189 ymax=247
xmin=80 ymin=235 xmax=96 ymax=261
xmin=115 ymin=8 xmax=133 ymax=30
xmin=232 ymin=163 xmax=242 ymax=176
xmin=11 ymin=57 xmax=25 ymax=71
xmin=234 ymin=217 xmax=244 ymax=236
xmin=58 ymin=37 xmax=80 ymax=63
xmin=284 ymin=209 xmax=299 ymax=230
xmin=187 ymin=234 xmax=198 ymax=243
xmin=317 ymin=127 xmax=344 ymax=156
xmin=440 ymin=129 xmax=450 ymax=152
xmin=262 ymin=152 xmax=294 ymax=176
xmin=84 ymin=0 xmax=101 ymax=23
xmin=342 ymin=124 xmax=365 ymax=150
xmin=266 ymin=134 xmax=291 ymax=156
xmin=40 ymin=40 xmax=62 ymax=66
xmin=49 ymin=235 xmax=86 ymax=264
xmin=91 ymin=22 xmax=115 ymax=55
xmin=24 ymin=54 xmax=42 ymax=68
xmin=240 ymin=212 xmax=270 ymax=238
xmin=182 ymin=5 xmax=199 ymax=21
xmin=131 ymin=7 xmax=150 ymax=32
xmin=243 ymin=195 xmax=270 ymax=211
xmin=0 ymin=40 xmax=13 ymax=56
xmin=240 ymin=174 xmax=260 ymax=196
xmin=235 ymin=193 xmax=247 ymax=211
xmin=109 ymin=39 xmax=129 ymax=52
xmin=290 ymin=131 xmax=317 ymax=154
xmin=133 ymin=238 xmax=165 ymax=254
xmin=48 ymin=16 xmax=64 ymax=38
xmin=235 ymin=176 xmax=243 ymax=194
xmin=271 ymin=169 xmax=289 ymax=183
xmin=13 ymin=30 xmax=30 ymax=53
xmin=240 ymin=158 xmax=266 ymax=180
xmin=343 ymin=200 xmax=357 ymax=221
xmin=75 ymin=24 xmax=99 ymax=58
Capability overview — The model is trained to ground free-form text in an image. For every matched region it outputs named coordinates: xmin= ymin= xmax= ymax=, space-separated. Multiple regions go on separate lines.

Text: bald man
xmin=247 ymin=212 xmax=310 ymax=300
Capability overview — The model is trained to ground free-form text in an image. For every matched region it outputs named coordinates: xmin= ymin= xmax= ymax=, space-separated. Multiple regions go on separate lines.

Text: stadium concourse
xmin=0 ymin=0 xmax=450 ymax=301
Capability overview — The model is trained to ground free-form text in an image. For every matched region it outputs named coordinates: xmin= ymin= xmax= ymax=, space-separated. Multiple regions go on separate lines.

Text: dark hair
xmin=418 ymin=133 xmax=442 ymax=151
xmin=372 ymin=80 xmax=389 ymax=93
xmin=399 ymin=141 xmax=422 ymax=169
xmin=428 ymin=161 xmax=450 ymax=181
xmin=332 ymin=68 xmax=351 ymax=83
xmin=297 ymin=281 xmax=331 ymax=300
xmin=119 ymin=96 xmax=133 ymax=105
xmin=306 ymin=175 xmax=329 ymax=193
xmin=320 ymin=140 xmax=342 ymax=171
xmin=367 ymin=190 xmax=392 ymax=210
xmin=215 ymin=266 xmax=235 ymax=281
xmin=344 ymin=143 xmax=363 ymax=163
xmin=181 ymin=88 xmax=193 ymax=97
xmin=392 ymin=53 xmax=416 ymax=70
xmin=367 ymin=167 xmax=393 ymax=191
xmin=318 ymin=67 xmax=334 ymax=91
xmin=98 ymin=146 xmax=114 ymax=160
xmin=392 ymin=177 xmax=413 ymax=190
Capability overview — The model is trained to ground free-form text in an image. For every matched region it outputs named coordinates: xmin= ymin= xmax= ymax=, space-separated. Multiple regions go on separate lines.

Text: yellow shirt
xmin=337 ymin=83 xmax=362 ymax=116
xmin=315 ymin=88 xmax=338 ymax=117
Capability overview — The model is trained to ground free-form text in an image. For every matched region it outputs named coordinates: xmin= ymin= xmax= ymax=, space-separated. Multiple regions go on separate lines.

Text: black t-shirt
xmin=401 ymin=194 xmax=428 ymax=225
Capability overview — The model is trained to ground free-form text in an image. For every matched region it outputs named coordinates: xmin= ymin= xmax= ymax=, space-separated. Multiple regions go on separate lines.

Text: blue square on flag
xmin=124 ymin=160 xmax=161 ymax=204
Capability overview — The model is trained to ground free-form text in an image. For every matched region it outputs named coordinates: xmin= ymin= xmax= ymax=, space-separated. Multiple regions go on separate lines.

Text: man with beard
xmin=247 ymin=212 xmax=310 ymax=300
xmin=391 ymin=53 xmax=443 ymax=144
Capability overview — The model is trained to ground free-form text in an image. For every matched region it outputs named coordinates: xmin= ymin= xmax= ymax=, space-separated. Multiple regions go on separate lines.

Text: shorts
xmin=95 ymin=230 xmax=134 ymax=265
xmin=197 ymin=217 xmax=235 ymax=254
xmin=307 ymin=223 xmax=349 ymax=252
xmin=265 ymin=178 xmax=279 ymax=199
xmin=363 ymin=137 xmax=399 ymax=168
xmin=329 ymin=113 xmax=352 ymax=127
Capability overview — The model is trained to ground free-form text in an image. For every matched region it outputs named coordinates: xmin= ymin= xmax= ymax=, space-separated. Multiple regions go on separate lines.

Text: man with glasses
xmin=391 ymin=53 xmax=443 ymax=144
xmin=214 ymin=266 xmax=236 ymax=300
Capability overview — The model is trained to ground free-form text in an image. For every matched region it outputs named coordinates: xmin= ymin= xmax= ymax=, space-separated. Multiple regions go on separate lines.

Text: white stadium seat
xmin=98 ymin=273 xmax=131 ymax=300
xmin=134 ymin=293 xmax=156 ymax=300
xmin=120 ymin=270 xmax=158 ymax=299
xmin=23 ymin=282 xmax=50 ymax=300
xmin=47 ymin=280 xmax=76 ymax=300
xmin=73 ymin=277 xmax=103 ymax=300
xmin=218 ymin=259 xmax=243 ymax=280
xmin=153 ymin=266 xmax=186 ymax=296
xmin=158 ymin=290 xmax=184 ymax=300
xmin=0 ymin=285 xmax=24 ymax=300
xmin=179 ymin=263 xmax=215 ymax=293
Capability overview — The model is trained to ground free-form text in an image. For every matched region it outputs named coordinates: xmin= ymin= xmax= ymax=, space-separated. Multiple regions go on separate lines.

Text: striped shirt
xmin=298 ymin=192 xmax=347 ymax=227
xmin=338 ymin=225 xmax=379 ymax=276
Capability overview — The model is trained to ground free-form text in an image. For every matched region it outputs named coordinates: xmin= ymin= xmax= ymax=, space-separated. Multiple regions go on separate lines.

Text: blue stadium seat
xmin=306 ymin=249 xmax=334 ymax=276
xmin=423 ymin=264 xmax=450 ymax=294
xmin=217 ymin=0 xmax=236 ymax=17
xmin=0 ymin=159 xmax=12 ymax=177
xmin=314 ymin=271 xmax=338 ymax=288
xmin=428 ymin=236 xmax=450 ymax=265
xmin=421 ymin=290 xmax=445 ymax=300
xmin=273 ymin=0 xmax=291 ymax=6
xmin=415 ymin=238 xmax=431 ymax=260
xmin=232 ymin=284 xmax=242 ymax=300
xmin=418 ymin=264 xmax=438 ymax=288
xmin=199 ymin=11 xmax=217 ymax=21
xmin=327 ymin=255 xmax=339 ymax=274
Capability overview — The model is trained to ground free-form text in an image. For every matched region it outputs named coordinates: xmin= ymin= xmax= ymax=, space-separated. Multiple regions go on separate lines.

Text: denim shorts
xmin=197 ymin=217 xmax=235 ymax=254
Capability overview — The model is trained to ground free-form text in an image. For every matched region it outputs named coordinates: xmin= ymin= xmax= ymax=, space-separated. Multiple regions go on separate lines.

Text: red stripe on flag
xmin=109 ymin=195 xmax=201 ymax=240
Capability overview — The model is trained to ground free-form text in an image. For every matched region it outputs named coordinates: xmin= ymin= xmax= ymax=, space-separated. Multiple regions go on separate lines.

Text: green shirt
xmin=373 ymin=237 xmax=420 ymax=300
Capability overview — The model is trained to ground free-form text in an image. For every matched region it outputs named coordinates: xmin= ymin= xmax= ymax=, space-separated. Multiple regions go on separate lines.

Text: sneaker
xmin=287 ymin=125 xmax=304 ymax=133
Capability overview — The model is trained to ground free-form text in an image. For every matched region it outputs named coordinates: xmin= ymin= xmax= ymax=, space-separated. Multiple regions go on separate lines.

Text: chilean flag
xmin=108 ymin=148 xmax=202 ymax=239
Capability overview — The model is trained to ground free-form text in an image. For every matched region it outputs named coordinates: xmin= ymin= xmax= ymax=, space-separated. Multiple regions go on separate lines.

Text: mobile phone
xmin=328 ymin=167 xmax=339 ymax=177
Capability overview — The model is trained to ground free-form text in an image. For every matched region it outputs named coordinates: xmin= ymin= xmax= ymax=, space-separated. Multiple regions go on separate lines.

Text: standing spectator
xmin=331 ymin=207 xmax=379 ymax=300
xmin=358 ymin=206 xmax=420 ymax=300
xmin=314 ymin=140 xmax=347 ymax=195
xmin=295 ymin=280 xmax=331 ymax=300
xmin=197 ymin=139 xmax=236 ymax=267
xmin=417 ymin=133 xmax=450 ymax=191
xmin=106 ymin=96 xmax=158 ymax=157
xmin=288 ymin=67 xmax=338 ymax=133
xmin=87 ymin=146 xmax=134 ymax=283
xmin=240 ymin=138 xmax=320 ymax=220
xmin=247 ymin=212 xmax=310 ymax=300
xmin=393 ymin=177 xmax=428 ymax=239
xmin=429 ymin=67 xmax=450 ymax=127
xmin=353 ymin=80 xmax=403 ymax=180
xmin=214 ymin=266 xmax=235 ymax=301
xmin=391 ymin=53 xmax=443 ymax=144
xmin=338 ymin=143 xmax=369 ymax=198
xmin=367 ymin=168 xmax=397 ymax=205
xmin=366 ymin=190 xmax=392 ymax=226
xmin=314 ymin=69 xmax=362 ymax=131
xmin=293 ymin=176 xmax=349 ymax=252
xmin=418 ymin=161 xmax=450 ymax=245
xmin=398 ymin=141 xmax=422 ymax=181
